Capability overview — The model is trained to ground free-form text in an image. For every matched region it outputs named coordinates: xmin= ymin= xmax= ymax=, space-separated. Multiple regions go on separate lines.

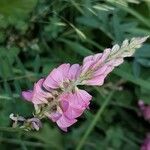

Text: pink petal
xmin=68 ymin=64 xmax=81 ymax=80
xmin=104 ymin=66 xmax=114 ymax=75
xmin=50 ymin=64 xmax=70 ymax=83
xmin=43 ymin=64 xmax=70 ymax=90
xmin=60 ymin=127 xmax=67 ymax=132
xmin=81 ymin=60 xmax=93 ymax=74
xmin=56 ymin=115 xmax=77 ymax=131
xmin=93 ymin=65 xmax=108 ymax=77
xmin=51 ymin=69 xmax=64 ymax=83
xmin=58 ymin=63 xmax=70 ymax=78
xmin=43 ymin=75 xmax=59 ymax=90
xmin=32 ymin=79 xmax=49 ymax=104
xmin=69 ymin=89 xmax=92 ymax=109
xmin=100 ymin=49 xmax=111 ymax=62
xmin=59 ymin=90 xmax=92 ymax=120
xmin=64 ymin=105 xmax=84 ymax=119
xmin=83 ymin=55 xmax=93 ymax=64
xmin=93 ymin=53 xmax=103 ymax=61
xmin=22 ymin=90 xmax=33 ymax=102
xmin=85 ymin=75 xmax=106 ymax=86
xmin=93 ymin=49 xmax=110 ymax=68
xmin=77 ymin=89 xmax=92 ymax=106
xmin=22 ymin=79 xmax=49 ymax=104
xmin=60 ymin=100 xmax=69 ymax=112
xmin=48 ymin=112 xmax=62 ymax=122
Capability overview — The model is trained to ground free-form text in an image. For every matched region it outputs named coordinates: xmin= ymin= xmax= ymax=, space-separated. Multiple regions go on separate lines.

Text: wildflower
xmin=12 ymin=36 xmax=148 ymax=131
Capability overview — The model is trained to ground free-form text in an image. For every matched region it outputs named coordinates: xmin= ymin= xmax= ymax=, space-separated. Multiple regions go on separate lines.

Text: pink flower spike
xmin=80 ymin=37 xmax=149 ymax=86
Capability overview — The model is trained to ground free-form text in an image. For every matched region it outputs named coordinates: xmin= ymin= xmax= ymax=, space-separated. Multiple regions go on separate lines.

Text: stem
xmin=76 ymin=91 xmax=114 ymax=150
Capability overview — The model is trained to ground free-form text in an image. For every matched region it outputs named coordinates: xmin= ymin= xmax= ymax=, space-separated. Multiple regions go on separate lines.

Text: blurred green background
xmin=0 ymin=0 xmax=150 ymax=150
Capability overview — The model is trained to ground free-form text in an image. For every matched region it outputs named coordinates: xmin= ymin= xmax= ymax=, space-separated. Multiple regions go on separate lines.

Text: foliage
xmin=0 ymin=0 xmax=150 ymax=149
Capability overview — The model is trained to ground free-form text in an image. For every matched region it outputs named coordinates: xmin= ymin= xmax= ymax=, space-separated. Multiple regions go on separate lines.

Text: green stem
xmin=76 ymin=91 xmax=114 ymax=150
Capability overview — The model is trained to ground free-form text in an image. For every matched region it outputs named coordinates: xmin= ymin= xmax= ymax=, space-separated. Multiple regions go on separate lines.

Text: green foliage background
xmin=0 ymin=0 xmax=150 ymax=149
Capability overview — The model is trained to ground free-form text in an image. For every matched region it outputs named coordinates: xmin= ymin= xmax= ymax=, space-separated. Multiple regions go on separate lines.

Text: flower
xmin=141 ymin=134 xmax=150 ymax=150
xmin=19 ymin=36 xmax=148 ymax=132
xmin=138 ymin=100 xmax=150 ymax=121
